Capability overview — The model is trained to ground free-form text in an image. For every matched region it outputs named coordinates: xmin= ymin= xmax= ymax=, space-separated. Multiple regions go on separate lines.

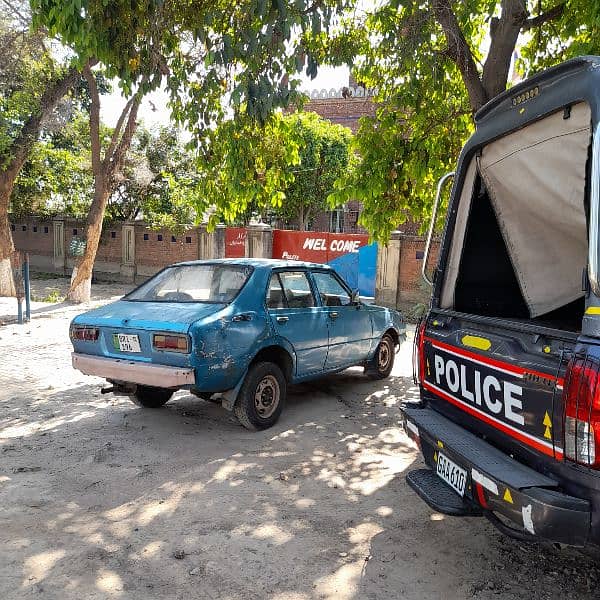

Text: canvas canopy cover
xmin=441 ymin=102 xmax=591 ymax=318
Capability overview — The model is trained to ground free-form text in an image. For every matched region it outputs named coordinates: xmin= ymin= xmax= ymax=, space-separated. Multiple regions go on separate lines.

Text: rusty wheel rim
xmin=378 ymin=339 xmax=391 ymax=372
xmin=254 ymin=375 xmax=280 ymax=419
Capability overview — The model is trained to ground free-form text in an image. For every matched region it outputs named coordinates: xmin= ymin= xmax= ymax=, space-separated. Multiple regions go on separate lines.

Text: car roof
xmin=172 ymin=258 xmax=333 ymax=270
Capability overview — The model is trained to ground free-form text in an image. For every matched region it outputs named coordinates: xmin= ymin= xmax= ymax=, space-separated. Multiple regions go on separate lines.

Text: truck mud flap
xmin=403 ymin=407 xmax=591 ymax=546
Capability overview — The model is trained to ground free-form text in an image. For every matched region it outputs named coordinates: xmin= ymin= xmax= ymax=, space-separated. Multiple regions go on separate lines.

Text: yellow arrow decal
xmin=503 ymin=488 xmax=514 ymax=504
xmin=433 ymin=451 xmax=438 ymax=463
xmin=543 ymin=411 xmax=552 ymax=440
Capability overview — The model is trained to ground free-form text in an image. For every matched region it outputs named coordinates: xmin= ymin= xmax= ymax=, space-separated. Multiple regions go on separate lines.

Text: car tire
xmin=234 ymin=362 xmax=286 ymax=431
xmin=130 ymin=385 xmax=174 ymax=408
xmin=366 ymin=334 xmax=395 ymax=380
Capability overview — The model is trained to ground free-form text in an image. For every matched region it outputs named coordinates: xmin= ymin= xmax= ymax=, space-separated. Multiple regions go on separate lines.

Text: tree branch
xmin=482 ymin=0 xmax=527 ymax=101
xmin=522 ymin=2 xmax=565 ymax=30
xmin=6 ymin=63 xmax=82 ymax=178
xmin=83 ymin=62 xmax=102 ymax=180
xmin=0 ymin=0 xmax=30 ymax=26
xmin=104 ymin=96 xmax=134 ymax=164
xmin=106 ymin=95 xmax=141 ymax=183
xmin=432 ymin=0 xmax=488 ymax=112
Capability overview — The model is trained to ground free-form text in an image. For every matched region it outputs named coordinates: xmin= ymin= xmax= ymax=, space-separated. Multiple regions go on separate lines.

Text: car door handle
xmin=276 ymin=316 xmax=289 ymax=323
xmin=329 ymin=312 xmax=339 ymax=320
xmin=232 ymin=313 xmax=253 ymax=322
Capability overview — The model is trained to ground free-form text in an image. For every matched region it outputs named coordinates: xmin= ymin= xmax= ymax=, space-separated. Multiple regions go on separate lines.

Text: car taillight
xmin=71 ymin=326 xmax=99 ymax=341
xmin=153 ymin=333 xmax=189 ymax=353
xmin=563 ymin=356 xmax=600 ymax=467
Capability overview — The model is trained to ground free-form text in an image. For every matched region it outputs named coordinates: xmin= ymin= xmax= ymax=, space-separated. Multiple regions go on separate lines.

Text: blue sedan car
xmin=70 ymin=259 xmax=405 ymax=430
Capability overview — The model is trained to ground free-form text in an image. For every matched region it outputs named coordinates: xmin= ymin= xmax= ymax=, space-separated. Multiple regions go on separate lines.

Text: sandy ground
xmin=1 ymin=279 xmax=600 ymax=599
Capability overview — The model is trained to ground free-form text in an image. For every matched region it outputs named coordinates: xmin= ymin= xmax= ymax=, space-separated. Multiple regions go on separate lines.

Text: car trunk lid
xmin=73 ymin=300 xmax=225 ymax=363
xmin=80 ymin=300 xmax=224 ymax=333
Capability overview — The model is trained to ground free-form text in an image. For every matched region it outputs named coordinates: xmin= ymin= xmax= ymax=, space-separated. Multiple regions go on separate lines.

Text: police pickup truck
xmin=403 ymin=56 xmax=600 ymax=550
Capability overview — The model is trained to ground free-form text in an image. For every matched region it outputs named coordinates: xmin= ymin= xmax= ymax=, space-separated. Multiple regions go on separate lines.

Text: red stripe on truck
xmin=422 ymin=380 xmax=564 ymax=459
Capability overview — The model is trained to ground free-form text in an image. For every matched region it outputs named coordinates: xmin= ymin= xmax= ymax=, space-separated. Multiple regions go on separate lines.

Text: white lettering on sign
xmin=301 ymin=237 xmax=362 ymax=253
xmin=303 ymin=238 xmax=327 ymax=251
xmin=329 ymin=239 xmax=361 ymax=253
xmin=282 ymin=251 xmax=299 ymax=260
xmin=432 ymin=353 xmax=525 ymax=426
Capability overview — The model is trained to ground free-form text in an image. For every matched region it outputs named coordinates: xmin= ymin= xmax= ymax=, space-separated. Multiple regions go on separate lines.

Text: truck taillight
xmin=563 ymin=357 xmax=600 ymax=467
xmin=71 ymin=326 xmax=99 ymax=341
xmin=413 ymin=319 xmax=427 ymax=385
xmin=153 ymin=333 xmax=189 ymax=353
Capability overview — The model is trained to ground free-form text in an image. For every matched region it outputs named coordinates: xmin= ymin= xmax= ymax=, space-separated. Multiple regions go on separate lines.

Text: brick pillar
xmin=375 ymin=231 xmax=401 ymax=308
xmin=198 ymin=224 xmax=226 ymax=259
xmin=198 ymin=225 xmax=209 ymax=259
xmin=213 ymin=225 xmax=225 ymax=258
xmin=120 ymin=223 xmax=136 ymax=282
xmin=246 ymin=224 xmax=273 ymax=258
xmin=52 ymin=217 xmax=65 ymax=273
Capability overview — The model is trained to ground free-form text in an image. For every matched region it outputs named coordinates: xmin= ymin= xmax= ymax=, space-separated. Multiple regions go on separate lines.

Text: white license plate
xmin=436 ymin=452 xmax=467 ymax=497
xmin=116 ymin=333 xmax=141 ymax=353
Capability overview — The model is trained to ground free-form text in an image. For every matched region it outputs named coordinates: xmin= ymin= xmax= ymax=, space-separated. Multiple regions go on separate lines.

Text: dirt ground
xmin=1 ymin=278 xmax=600 ymax=599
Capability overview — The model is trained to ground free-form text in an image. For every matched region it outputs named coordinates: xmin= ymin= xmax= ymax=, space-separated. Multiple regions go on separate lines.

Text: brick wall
xmin=96 ymin=226 xmax=122 ymax=263
xmin=301 ymin=97 xmax=375 ymax=133
xmin=10 ymin=219 xmax=54 ymax=256
xmin=135 ymin=225 xmax=199 ymax=269
xmin=9 ymin=217 xmax=438 ymax=310
xmin=397 ymin=237 xmax=440 ymax=303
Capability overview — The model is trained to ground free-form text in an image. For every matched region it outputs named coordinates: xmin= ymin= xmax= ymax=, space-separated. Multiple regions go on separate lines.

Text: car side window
xmin=312 ymin=272 xmax=352 ymax=307
xmin=278 ymin=271 xmax=316 ymax=308
xmin=266 ymin=274 xmax=287 ymax=309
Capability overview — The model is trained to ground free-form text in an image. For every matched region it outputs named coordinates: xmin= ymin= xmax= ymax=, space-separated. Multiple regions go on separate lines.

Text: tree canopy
xmin=31 ymin=0 xmax=348 ymax=138
xmin=185 ymin=112 xmax=351 ymax=231
xmin=108 ymin=125 xmax=198 ymax=227
xmin=277 ymin=112 xmax=352 ymax=231
xmin=11 ymin=113 xmax=93 ymax=219
xmin=324 ymin=0 xmax=600 ymax=242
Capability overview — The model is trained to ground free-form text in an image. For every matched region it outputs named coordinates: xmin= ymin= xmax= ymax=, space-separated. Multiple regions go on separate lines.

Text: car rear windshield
xmin=126 ymin=264 xmax=253 ymax=303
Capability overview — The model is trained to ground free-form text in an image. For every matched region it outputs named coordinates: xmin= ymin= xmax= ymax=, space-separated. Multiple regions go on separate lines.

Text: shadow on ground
xmin=1 ymin=367 xmax=599 ymax=600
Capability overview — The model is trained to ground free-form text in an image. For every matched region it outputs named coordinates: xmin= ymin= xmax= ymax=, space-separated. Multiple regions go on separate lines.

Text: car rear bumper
xmin=72 ymin=352 xmax=195 ymax=388
xmin=402 ymin=406 xmax=591 ymax=547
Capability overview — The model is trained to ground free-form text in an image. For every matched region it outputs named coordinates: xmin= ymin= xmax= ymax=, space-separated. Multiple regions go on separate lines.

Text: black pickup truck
xmin=403 ymin=56 xmax=600 ymax=550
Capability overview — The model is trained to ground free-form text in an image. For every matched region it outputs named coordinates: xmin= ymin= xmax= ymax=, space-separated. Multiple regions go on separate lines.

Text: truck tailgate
xmin=418 ymin=313 xmax=574 ymax=464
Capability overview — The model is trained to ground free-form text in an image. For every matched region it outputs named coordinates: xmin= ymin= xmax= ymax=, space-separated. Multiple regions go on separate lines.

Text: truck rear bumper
xmin=402 ymin=406 xmax=591 ymax=547
xmin=72 ymin=352 xmax=195 ymax=388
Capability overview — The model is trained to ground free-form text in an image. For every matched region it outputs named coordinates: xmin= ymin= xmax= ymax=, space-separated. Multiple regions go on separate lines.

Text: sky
xmin=101 ymin=65 xmax=350 ymax=130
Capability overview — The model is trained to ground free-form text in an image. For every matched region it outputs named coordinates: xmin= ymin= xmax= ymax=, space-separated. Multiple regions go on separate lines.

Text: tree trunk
xmin=66 ymin=63 xmax=142 ymax=303
xmin=432 ymin=0 xmax=489 ymax=112
xmin=0 ymin=170 xmax=17 ymax=296
xmin=0 ymin=65 xmax=81 ymax=296
xmin=298 ymin=205 xmax=306 ymax=231
xmin=67 ymin=184 xmax=110 ymax=303
xmin=481 ymin=0 xmax=527 ymax=100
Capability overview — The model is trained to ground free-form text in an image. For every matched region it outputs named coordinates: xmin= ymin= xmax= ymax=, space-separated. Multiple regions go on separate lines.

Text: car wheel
xmin=130 ymin=385 xmax=174 ymax=408
xmin=366 ymin=334 xmax=395 ymax=380
xmin=234 ymin=362 xmax=286 ymax=430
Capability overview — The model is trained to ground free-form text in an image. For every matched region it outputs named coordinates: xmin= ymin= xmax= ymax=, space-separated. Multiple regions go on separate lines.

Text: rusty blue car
xmin=70 ymin=259 xmax=405 ymax=430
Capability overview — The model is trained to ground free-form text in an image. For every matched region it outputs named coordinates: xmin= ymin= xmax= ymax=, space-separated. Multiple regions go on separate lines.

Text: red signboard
xmin=272 ymin=230 xmax=369 ymax=263
xmin=225 ymin=227 xmax=247 ymax=258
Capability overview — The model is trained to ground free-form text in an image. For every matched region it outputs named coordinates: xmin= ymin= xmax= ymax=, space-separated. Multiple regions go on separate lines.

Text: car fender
xmin=365 ymin=309 xmax=405 ymax=359
xmin=219 ymin=337 xmax=297 ymax=411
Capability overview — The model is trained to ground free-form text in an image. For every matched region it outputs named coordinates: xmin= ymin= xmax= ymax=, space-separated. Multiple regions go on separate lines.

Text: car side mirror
xmin=350 ymin=289 xmax=361 ymax=305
